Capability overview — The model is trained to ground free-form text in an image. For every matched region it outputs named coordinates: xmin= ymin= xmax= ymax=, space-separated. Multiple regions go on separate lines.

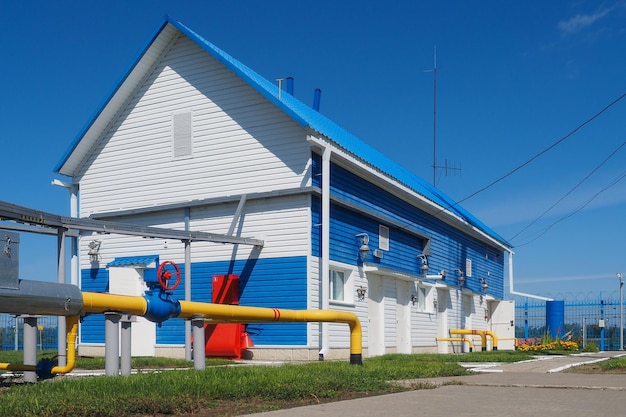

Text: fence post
xmin=600 ymin=299 xmax=605 ymax=352
xmin=524 ymin=300 xmax=529 ymax=339
xmin=582 ymin=317 xmax=587 ymax=349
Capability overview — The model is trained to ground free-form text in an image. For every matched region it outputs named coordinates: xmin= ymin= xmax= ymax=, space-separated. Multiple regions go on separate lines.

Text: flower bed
xmin=515 ymin=337 xmax=579 ymax=352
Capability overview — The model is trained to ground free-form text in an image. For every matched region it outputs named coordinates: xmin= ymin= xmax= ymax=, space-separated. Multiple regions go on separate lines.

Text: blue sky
xmin=1 ymin=1 xmax=626 ymax=299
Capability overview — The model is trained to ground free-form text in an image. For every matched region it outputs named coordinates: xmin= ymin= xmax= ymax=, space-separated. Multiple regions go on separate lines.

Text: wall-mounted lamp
xmin=356 ymin=286 xmax=367 ymax=301
xmin=88 ymin=239 xmax=101 ymax=263
xmin=480 ymin=277 xmax=488 ymax=292
xmin=455 ymin=269 xmax=465 ymax=286
xmin=417 ymin=254 xmax=429 ymax=275
xmin=411 ymin=294 xmax=418 ymax=305
xmin=356 ymin=233 xmax=370 ymax=262
xmin=425 ymin=270 xmax=447 ymax=280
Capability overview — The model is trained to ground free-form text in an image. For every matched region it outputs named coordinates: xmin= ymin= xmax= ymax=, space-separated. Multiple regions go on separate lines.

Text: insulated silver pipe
xmin=0 ymin=280 xmax=83 ymax=316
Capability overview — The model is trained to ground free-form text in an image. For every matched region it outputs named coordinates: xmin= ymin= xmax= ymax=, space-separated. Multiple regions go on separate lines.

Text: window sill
xmin=329 ymin=300 xmax=355 ymax=308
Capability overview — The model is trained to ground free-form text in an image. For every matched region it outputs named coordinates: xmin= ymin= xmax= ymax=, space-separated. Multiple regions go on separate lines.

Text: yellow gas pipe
xmin=81 ymin=292 xmax=363 ymax=364
xmin=0 ymin=315 xmax=79 ymax=375
xmin=450 ymin=329 xmax=487 ymax=351
xmin=179 ymin=300 xmax=362 ymax=360
xmin=81 ymin=292 xmax=148 ymax=316
xmin=449 ymin=329 xmax=498 ymax=351
xmin=51 ymin=315 xmax=79 ymax=374
xmin=483 ymin=330 xmax=498 ymax=351
xmin=435 ymin=337 xmax=474 ymax=352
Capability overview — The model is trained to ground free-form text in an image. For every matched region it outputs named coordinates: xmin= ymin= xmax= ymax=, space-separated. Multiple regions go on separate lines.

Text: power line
xmin=514 ymin=169 xmax=626 ymax=247
xmin=454 ymin=91 xmax=626 ymax=206
xmin=509 ymin=140 xmax=626 ymax=242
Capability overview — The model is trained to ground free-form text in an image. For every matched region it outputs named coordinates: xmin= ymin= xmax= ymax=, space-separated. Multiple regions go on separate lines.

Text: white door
xmin=108 ymin=267 xmax=156 ymax=356
xmin=367 ymin=274 xmax=385 ymax=357
xmin=490 ymin=300 xmax=516 ymax=350
xmin=396 ymin=280 xmax=411 ymax=354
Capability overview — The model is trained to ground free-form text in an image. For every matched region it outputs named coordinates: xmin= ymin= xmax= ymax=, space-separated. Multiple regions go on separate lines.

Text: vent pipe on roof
xmin=286 ymin=77 xmax=294 ymax=95
xmin=313 ymin=88 xmax=322 ymax=111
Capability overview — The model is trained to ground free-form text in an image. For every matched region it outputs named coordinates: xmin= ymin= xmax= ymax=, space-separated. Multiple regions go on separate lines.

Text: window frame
xmin=329 ymin=263 xmax=354 ymax=305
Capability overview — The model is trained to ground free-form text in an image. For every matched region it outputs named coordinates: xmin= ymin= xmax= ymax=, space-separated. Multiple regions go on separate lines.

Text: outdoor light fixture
xmin=425 ymin=270 xmax=447 ymax=280
xmin=417 ymin=254 xmax=429 ymax=275
xmin=356 ymin=286 xmax=367 ymax=301
xmin=411 ymin=294 xmax=418 ymax=305
xmin=88 ymin=239 xmax=101 ymax=263
xmin=356 ymin=233 xmax=370 ymax=262
xmin=455 ymin=269 xmax=465 ymax=286
xmin=480 ymin=277 xmax=488 ymax=292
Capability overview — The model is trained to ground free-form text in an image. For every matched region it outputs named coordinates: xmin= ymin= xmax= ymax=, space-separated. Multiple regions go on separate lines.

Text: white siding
xmin=78 ymin=35 xmax=310 ymax=217
xmin=79 ymin=194 xmax=310 ymax=270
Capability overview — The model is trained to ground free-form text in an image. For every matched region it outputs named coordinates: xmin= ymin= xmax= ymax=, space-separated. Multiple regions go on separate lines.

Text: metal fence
xmin=0 ymin=313 xmax=58 ymax=351
xmin=514 ymin=292 xmax=625 ymax=351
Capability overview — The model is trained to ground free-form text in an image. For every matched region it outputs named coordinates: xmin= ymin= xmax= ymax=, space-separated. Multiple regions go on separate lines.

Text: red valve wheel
xmin=157 ymin=260 xmax=181 ymax=291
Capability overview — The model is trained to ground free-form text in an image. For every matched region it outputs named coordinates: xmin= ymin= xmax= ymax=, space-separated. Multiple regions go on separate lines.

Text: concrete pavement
xmin=248 ymin=351 xmax=626 ymax=417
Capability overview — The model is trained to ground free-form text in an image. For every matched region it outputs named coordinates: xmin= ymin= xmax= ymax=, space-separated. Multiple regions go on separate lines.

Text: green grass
xmin=0 ymin=350 xmax=232 ymax=369
xmin=568 ymin=355 xmax=626 ymax=373
xmin=0 ymin=351 xmax=540 ymax=417
xmin=600 ymin=356 xmax=626 ymax=371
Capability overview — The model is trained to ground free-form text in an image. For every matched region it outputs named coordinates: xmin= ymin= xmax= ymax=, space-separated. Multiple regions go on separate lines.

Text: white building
xmin=54 ymin=16 xmax=514 ymax=360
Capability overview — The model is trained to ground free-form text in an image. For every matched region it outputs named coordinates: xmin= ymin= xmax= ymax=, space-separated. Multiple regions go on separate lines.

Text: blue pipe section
xmin=143 ymin=289 xmax=181 ymax=323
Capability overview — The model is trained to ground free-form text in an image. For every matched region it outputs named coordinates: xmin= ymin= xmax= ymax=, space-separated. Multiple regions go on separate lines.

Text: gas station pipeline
xmin=0 ymin=274 xmax=363 ymax=379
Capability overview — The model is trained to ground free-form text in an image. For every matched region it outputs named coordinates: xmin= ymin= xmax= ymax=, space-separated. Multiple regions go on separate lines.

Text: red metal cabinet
xmin=203 ymin=274 xmax=252 ymax=359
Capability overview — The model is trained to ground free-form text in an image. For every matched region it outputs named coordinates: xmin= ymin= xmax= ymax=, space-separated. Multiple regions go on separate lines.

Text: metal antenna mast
xmin=424 ymin=46 xmax=460 ymax=187
xmin=432 ymin=46 xmax=438 ymax=186
xmin=424 ymin=46 xmax=438 ymax=186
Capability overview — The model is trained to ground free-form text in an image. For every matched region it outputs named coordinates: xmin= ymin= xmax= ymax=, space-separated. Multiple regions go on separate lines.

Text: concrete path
xmin=248 ymin=351 xmax=626 ymax=417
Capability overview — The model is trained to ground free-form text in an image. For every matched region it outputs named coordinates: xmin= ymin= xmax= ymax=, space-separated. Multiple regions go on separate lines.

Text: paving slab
xmin=247 ymin=351 xmax=626 ymax=417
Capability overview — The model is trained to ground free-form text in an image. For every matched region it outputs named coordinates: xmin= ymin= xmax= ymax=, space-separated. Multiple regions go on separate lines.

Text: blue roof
xmin=107 ymin=255 xmax=159 ymax=268
xmin=55 ymin=16 xmax=510 ymax=248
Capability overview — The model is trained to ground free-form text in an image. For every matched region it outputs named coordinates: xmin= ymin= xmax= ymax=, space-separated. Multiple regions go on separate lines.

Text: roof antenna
xmin=424 ymin=46 xmax=460 ymax=187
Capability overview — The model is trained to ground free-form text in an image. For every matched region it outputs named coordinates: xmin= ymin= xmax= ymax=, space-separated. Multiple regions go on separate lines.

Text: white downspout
xmin=319 ymin=146 xmax=331 ymax=359
xmin=52 ymin=179 xmax=79 ymax=287
xmin=69 ymin=184 xmax=79 ymax=287
xmin=507 ymin=250 xmax=552 ymax=301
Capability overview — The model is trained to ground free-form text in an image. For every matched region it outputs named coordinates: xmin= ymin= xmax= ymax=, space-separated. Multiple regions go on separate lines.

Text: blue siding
xmin=81 ymin=268 xmax=108 ymax=344
xmin=311 ymin=152 xmax=505 ymax=299
xmin=190 ymin=257 xmax=308 ymax=346
xmin=80 ymin=256 xmax=307 ymax=347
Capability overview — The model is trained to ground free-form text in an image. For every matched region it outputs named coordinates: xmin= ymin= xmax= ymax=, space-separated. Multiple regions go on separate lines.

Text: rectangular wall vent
xmin=173 ymin=111 xmax=192 ymax=158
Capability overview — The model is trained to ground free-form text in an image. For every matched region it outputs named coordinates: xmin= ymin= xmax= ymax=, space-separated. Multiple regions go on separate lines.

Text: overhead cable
xmin=509 ymin=140 xmax=626 ymax=242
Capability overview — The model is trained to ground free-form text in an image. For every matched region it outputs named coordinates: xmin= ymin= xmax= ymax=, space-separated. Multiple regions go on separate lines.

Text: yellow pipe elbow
xmin=179 ymin=301 xmax=362 ymax=362
xmin=484 ymin=330 xmax=498 ymax=350
xmin=450 ymin=329 xmax=487 ymax=351
xmin=51 ymin=315 xmax=79 ymax=374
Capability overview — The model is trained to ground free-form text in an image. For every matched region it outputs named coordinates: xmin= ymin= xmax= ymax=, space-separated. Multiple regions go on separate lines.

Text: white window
xmin=465 ymin=258 xmax=472 ymax=277
xmin=379 ymin=225 xmax=389 ymax=251
xmin=416 ymin=286 xmax=427 ymax=312
xmin=329 ymin=266 xmax=354 ymax=304
xmin=414 ymin=285 xmax=434 ymax=313
xmin=330 ymin=270 xmax=346 ymax=301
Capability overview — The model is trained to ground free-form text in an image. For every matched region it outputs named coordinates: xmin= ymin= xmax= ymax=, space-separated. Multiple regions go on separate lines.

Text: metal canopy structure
xmin=0 ymin=198 xmax=264 ymax=366
xmin=0 ymin=200 xmax=264 ymax=246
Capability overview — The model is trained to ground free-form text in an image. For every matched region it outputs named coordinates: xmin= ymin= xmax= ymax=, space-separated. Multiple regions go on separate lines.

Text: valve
xmin=157 ymin=260 xmax=181 ymax=291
